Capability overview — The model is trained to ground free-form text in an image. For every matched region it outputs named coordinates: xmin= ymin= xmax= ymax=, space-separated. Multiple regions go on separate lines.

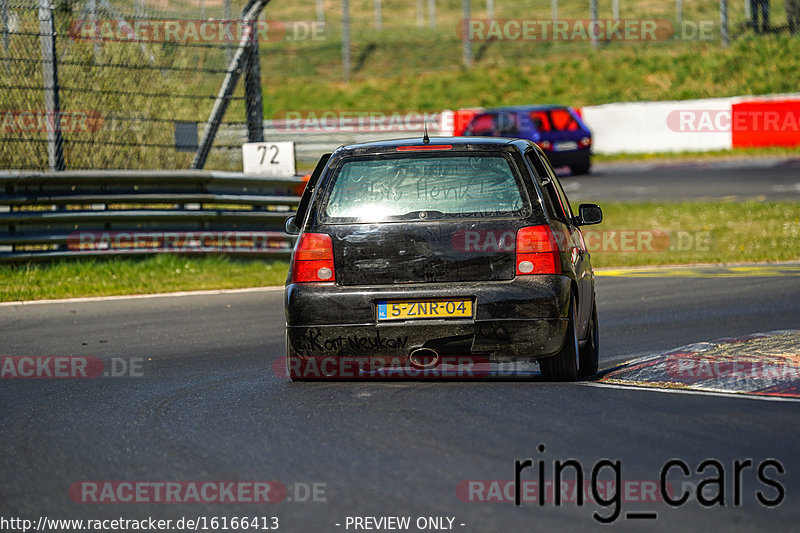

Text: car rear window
xmin=467 ymin=114 xmax=495 ymax=135
xmin=529 ymin=108 xmax=581 ymax=132
xmin=465 ymin=113 xmax=518 ymax=136
xmin=549 ymin=108 xmax=581 ymax=131
xmin=320 ymin=153 xmax=528 ymax=222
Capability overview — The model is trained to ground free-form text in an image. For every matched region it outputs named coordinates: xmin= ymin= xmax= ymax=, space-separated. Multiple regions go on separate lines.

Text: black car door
xmin=523 ymin=147 xmax=592 ymax=338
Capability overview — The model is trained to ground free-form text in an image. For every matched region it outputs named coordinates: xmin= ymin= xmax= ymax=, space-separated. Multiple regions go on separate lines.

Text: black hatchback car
xmin=284 ymin=137 xmax=602 ymax=381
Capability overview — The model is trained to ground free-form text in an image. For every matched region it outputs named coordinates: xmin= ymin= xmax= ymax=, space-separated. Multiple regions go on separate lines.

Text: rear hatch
xmin=314 ymin=150 xmax=540 ymax=286
xmin=530 ymin=108 xmax=588 ymax=151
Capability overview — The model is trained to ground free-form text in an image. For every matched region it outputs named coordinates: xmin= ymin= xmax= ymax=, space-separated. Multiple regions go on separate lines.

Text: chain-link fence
xmin=2 ymin=1 xmax=797 ymax=171
xmin=0 ymin=0 xmax=266 ymax=171
xmin=297 ymin=0 xmax=798 ymax=81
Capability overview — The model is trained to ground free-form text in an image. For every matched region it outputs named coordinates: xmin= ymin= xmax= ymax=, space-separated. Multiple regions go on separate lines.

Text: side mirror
xmin=284 ymin=215 xmax=300 ymax=235
xmin=577 ymin=204 xmax=603 ymax=226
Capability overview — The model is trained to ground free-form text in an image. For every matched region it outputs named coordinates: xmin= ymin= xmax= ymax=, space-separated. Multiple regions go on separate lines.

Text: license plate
xmin=554 ymin=141 xmax=578 ymax=151
xmin=377 ymin=299 xmax=473 ymax=321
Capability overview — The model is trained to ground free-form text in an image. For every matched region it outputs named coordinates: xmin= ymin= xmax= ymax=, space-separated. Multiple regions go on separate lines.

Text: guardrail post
xmin=38 ymin=0 xmax=65 ymax=171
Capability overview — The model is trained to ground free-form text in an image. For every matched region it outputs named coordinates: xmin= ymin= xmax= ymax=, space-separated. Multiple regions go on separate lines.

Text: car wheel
xmin=539 ymin=295 xmax=579 ymax=382
xmin=578 ymin=300 xmax=599 ymax=378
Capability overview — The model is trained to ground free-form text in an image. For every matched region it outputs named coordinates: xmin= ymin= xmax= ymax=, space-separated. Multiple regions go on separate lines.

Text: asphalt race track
xmin=2 ymin=162 xmax=800 ymax=532
xmin=564 ymin=157 xmax=800 ymax=202
xmin=1 ymin=267 xmax=799 ymax=532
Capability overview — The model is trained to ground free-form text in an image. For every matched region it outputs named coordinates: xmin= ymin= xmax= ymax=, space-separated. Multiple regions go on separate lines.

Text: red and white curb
xmin=592 ymin=330 xmax=800 ymax=400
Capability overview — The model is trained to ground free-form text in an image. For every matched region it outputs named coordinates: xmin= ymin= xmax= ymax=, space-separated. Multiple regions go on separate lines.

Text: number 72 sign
xmin=242 ymin=141 xmax=296 ymax=176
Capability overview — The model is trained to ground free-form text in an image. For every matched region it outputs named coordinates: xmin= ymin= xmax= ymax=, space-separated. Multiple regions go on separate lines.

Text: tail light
xmin=516 ymin=226 xmax=561 ymax=275
xmin=538 ymin=140 xmax=553 ymax=151
xmin=292 ymin=233 xmax=335 ymax=283
xmin=579 ymin=137 xmax=592 ymax=148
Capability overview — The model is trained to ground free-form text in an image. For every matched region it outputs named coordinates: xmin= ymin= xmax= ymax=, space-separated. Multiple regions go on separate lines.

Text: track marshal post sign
xmin=243 ymin=141 xmax=296 ymax=176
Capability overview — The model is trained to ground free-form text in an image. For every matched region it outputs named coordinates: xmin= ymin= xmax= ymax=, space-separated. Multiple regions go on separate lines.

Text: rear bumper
xmin=543 ymin=148 xmax=590 ymax=168
xmin=285 ymin=275 xmax=571 ymax=362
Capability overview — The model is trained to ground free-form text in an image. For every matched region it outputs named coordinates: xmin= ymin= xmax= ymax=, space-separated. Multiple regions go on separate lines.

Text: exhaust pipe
xmin=408 ymin=347 xmax=440 ymax=370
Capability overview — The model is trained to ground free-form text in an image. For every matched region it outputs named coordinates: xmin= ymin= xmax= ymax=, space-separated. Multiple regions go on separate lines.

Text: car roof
xmin=332 ymin=136 xmax=533 ymax=156
xmin=480 ymin=105 xmax=573 ymax=113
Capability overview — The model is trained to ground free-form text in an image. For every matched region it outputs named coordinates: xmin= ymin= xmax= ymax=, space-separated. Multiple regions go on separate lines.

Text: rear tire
xmin=578 ymin=300 xmax=599 ymax=378
xmin=570 ymin=155 xmax=591 ymax=176
xmin=539 ymin=295 xmax=579 ymax=382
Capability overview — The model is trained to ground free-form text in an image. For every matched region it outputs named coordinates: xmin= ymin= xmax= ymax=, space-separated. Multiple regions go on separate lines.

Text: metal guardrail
xmin=0 ymin=170 xmax=303 ymax=262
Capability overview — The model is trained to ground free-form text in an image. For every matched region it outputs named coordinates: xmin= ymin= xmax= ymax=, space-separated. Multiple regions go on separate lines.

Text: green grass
xmin=258 ymin=33 xmax=800 ymax=114
xmin=587 ymin=202 xmax=800 ymax=268
xmin=2 ymin=202 xmax=798 ymax=302
xmin=0 ymin=254 xmax=288 ymax=302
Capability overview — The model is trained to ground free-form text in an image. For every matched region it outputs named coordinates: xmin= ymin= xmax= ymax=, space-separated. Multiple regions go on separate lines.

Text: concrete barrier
xmin=580 ymin=98 xmax=735 ymax=154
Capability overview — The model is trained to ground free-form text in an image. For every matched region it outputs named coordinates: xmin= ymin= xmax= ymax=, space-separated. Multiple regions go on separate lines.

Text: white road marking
xmin=771 ymin=183 xmax=800 ymax=192
xmin=583 ymin=381 xmax=800 ymax=403
xmin=0 ymin=286 xmax=283 ymax=307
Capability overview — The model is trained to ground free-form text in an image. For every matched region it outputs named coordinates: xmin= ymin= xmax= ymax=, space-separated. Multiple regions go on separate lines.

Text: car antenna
xmin=422 ymin=122 xmax=430 ymax=144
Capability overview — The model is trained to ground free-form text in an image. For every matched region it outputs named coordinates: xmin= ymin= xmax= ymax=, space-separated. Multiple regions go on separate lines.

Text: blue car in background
xmin=463 ymin=105 xmax=593 ymax=175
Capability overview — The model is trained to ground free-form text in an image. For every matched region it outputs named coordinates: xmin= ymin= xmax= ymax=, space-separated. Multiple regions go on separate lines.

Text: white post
xmin=38 ymin=0 xmax=64 ymax=170
xmin=462 ymin=0 xmax=471 ymax=67
xmin=551 ymin=0 xmax=558 ymax=20
xmin=374 ymin=0 xmax=382 ymax=30
xmin=720 ymin=0 xmax=729 ymax=46
xmin=1 ymin=0 xmax=8 ymax=52
xmin=224 ymin=0 xmax=232 ymax=65
xmin=342 ymin=0 xmax=351 ymax=80
xmin=429 ymin=0 xmax=436 ymax=29
xmin=316 ymin=0 xmax=324 ymax=24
